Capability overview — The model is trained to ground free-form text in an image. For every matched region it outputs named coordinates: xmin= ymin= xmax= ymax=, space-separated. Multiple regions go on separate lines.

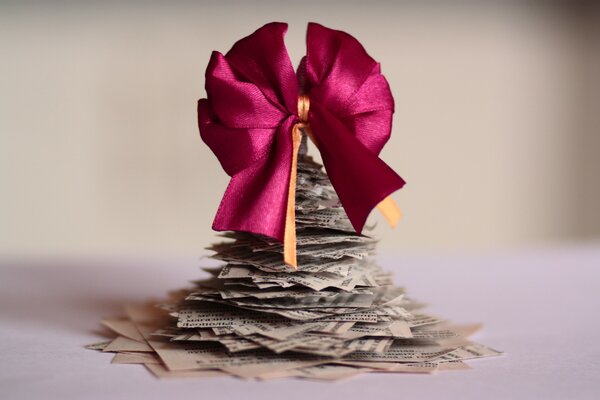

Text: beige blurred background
xmin=1 ymin=1 xmax=599 ymax=258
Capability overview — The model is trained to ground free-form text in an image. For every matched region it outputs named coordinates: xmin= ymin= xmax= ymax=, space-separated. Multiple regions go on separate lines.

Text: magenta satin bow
xmin=198 ymin=22 xmax=405 ymax=249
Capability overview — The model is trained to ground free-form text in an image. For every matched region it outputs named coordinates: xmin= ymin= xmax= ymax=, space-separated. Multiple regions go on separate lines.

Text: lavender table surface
xmin=2 ymin=244 xmax=599 ymax=400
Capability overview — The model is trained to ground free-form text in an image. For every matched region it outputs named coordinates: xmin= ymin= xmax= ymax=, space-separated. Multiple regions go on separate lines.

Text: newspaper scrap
xmin=88 ymin=155 xmax=502 ymax=380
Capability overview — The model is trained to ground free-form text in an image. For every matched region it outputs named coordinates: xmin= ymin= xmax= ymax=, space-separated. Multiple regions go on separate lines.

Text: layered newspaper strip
xmin=88 ymin=155 xmax=502 ymax=380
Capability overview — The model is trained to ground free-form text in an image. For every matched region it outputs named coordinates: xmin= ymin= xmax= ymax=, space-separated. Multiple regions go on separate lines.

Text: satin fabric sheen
xmin=198 ymin=22 xmax=406 ymax=242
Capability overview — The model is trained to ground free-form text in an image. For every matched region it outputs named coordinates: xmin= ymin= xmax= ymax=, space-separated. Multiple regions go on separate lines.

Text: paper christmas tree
xmin=88 ymin=22 xmax=502 ymax=380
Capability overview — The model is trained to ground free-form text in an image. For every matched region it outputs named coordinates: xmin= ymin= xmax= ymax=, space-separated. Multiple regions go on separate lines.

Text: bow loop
xmin=303 ymin=23 xmax=395 ymax=155
xmin=205 ymin=51 xmax=287 ymax=130
xmin=305 ymin=22 xmax=379 ymax=114
xmin=225 ymin=22 xmax=298 ymax=114
xmin=198 ymin=99 xmax=278 ymax=177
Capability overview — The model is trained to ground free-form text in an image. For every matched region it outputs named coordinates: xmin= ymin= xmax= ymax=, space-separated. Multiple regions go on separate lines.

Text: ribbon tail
xmin=308 ymin=103 xmax=405 ymax=235
xmin=304 ymin=124 xmax=403 ymax=231
xmin=283 ymin=124 xmax=303 ymax=269
xmin=376 ymin=196 xmax=402 ymax=228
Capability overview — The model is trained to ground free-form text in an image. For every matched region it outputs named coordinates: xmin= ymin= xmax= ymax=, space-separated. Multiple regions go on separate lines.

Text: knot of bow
xmin=198 ymin=22 xmax=406 ymax=268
